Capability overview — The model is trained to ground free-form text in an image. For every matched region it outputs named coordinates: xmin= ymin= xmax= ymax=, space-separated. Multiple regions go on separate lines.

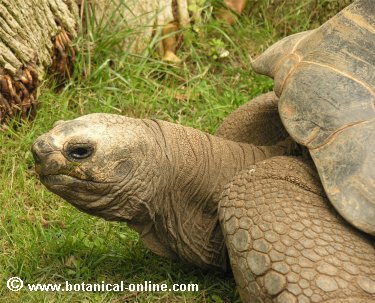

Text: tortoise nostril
xmin=31 ymin=139 xmax=54 ymax=164
xmin=31 ymin=142 xmax=42 ymax=164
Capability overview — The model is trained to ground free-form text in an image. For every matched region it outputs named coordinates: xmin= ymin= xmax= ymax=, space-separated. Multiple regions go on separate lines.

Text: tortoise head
xmin=31 ymin=114 xmax=162 ymax=222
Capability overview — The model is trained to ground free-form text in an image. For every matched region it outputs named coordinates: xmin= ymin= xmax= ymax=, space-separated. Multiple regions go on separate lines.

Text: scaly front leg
xmin=219 ymin=156 xmax=375 ymax=302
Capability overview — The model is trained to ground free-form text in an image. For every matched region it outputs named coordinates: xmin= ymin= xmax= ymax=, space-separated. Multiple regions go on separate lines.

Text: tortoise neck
xmin=141 ymin=119 xmax=286 ymax=269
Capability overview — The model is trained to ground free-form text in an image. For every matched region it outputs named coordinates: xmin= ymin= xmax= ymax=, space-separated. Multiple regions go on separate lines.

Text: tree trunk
xmin=0 ymin=0 xmax=78 ymax=124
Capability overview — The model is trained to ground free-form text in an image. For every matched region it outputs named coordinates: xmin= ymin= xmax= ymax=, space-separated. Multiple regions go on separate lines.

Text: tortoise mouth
xmin=38 ymin=173 xmax=106 ymax=197
xmin=38 ymin=173 xmax=124 ymax=221
xmin=39 ymin=173 xmax=89 ymax=186
xmin=38 ymin=174 xmax=116 ymax=209
xmin=39 ymin=173 xmax=107 ymax=184
xmin=39 ymin=174 xmax=94 ymax=196
xmin=38 ymin=173 xmax=116 ymax=191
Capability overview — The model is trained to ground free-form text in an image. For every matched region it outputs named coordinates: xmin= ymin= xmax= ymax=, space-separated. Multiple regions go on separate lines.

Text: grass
xmin=0 ymin=1 xmax=352 ymax=302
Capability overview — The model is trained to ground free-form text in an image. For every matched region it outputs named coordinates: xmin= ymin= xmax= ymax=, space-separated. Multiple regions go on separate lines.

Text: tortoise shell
xmin=252 ymin=0 xmax=375 ymax=235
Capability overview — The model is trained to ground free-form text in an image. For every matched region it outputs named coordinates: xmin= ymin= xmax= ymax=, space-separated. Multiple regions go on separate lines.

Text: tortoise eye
xmin=68 ymin=145 xmax=93 ymax=160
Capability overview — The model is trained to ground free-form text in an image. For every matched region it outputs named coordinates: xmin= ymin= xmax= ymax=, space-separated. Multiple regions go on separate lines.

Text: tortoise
xmin=31 ymin=1 xmax=375 ymax=302
xmin=31 ymin=101 xmax=375 ymax=302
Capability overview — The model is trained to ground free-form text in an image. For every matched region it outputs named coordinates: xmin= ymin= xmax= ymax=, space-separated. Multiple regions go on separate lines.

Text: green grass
xmin=0 ymin=1 xmax=352 ymax=302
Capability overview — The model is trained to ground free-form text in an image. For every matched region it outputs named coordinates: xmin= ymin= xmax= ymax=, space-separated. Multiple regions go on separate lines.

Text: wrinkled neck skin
xmin=109 ymin=119 xmax=285 ymax=271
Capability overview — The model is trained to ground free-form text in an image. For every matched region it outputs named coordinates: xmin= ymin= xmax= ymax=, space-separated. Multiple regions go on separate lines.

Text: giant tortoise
xmin=31 ymin=0 xmax=375 ymax=302
xmin=31 ymin=105 xmax=375 ymax=302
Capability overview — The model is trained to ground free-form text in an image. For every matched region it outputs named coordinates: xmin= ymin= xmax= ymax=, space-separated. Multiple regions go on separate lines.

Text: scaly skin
xmin=32 ymin=113 xmax=288 ymax=270
xmin=219 ymin=156 xmax=375 ymax=302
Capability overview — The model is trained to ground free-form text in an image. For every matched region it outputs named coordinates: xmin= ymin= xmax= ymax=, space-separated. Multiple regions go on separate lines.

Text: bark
xmin=0 ymin=0 xmax=200 ymax=124
xmin=0 ymin=0 xmax=78 ymax=124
